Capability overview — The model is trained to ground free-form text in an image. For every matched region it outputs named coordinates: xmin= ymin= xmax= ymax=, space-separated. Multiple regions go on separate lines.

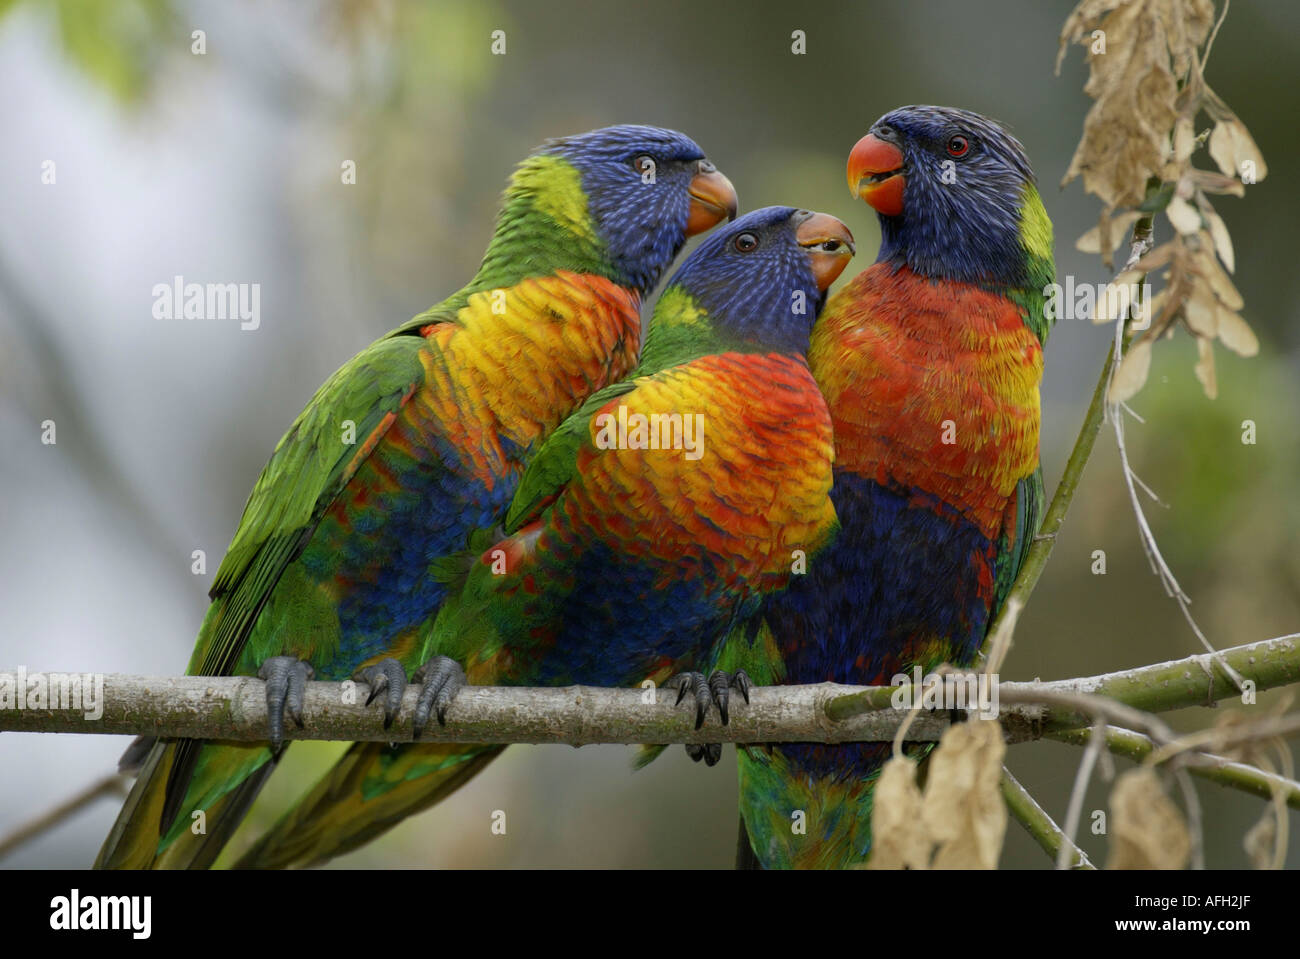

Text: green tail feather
xmin=234 ymin=743 xmax=504 ymax=869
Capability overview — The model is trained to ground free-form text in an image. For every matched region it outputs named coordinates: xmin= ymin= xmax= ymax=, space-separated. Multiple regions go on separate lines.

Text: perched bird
xmin=234 ymin=206 xmax=855 ymax=868
xmin=723 ymin=106 xmax=1054 ymax=868
xmin=95 ymin=124 xmax=738 ymax=869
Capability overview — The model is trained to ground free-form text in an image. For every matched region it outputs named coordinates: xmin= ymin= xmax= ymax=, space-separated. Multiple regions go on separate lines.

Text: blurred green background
xmin=1 ymin=0 xmax=1297 ymax=868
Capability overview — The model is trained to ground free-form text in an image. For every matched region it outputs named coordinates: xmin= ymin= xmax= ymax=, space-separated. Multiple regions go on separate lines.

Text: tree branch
xmin=1050 ymin=725 xmax=1300 ymax=810
xmin=828 ymin=634 xmax=1298 ymax=725
xmin=3 ymin=633 xmax=1295 ymax=744
xmin=0 ymin=673 xmax=946 ymax=744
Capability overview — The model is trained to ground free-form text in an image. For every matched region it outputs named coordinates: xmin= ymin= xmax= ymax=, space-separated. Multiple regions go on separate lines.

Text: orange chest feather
xmin=570 ymin=352 xmax=837 ymax=584
xmin=811 ymin=265 xmax=1042 ymax=536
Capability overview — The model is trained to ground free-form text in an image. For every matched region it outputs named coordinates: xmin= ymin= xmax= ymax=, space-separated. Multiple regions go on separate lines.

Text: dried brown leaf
xmin=1131 ymin=240 xmax=1176 ymax=274
xmin=1195 ymin=242 xmax=1244 ymax=309
xmin=866 ymin=756 xmax=931 ymax=870
xmin=1166 ymin=194 xmax=1201 ymax=235
xmin=1216 ymin=308 xmax=1259 ymax=357
xmin=1201 ymin=205 xmax=1235 ymax=272
xmin=1061 ymin=0 xmax=1180 ymax=208
xmin=1107 ymin=767 xmax=1191 ymax=869
xmin=1209 ymin=118 xmax=1269 ymax=182
xmin=1188 ymin=167 xmax=1246 ymax=197
xmin=921 ymin=719 xmax=1007 ymax=869
xmin=1184 ymin=285 xmax=1219 ymax=337
xmin=1077 ymin=210 xmax=1145 ymax=256
xmin=1056 ymin=0 xmax=1130 ymax=74
xmin=1194 ymin=336 xmax=1217 ymax=398
xmin=1109 ymin=337 xmax=1154 ymax=404
xmin=1155 ymin=0 xmax=1215 ymax=76
xmin=1172 ymin=116 xmax=1196 ymax=164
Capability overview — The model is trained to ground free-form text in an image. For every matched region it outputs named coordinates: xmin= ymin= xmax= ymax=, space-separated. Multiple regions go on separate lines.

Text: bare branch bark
xmin=2 ymin=632 xmax=1295 ymax=744
xmin=0 ymin=672 xmax=947 ymax=744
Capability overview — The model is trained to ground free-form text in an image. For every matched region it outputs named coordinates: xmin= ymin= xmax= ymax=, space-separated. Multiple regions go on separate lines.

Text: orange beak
xmin=686 ymin=161 xmax=738 ymax=236
xmin=847 ymin=133 xmax=906 ymax=217
xmin=795 ymin=211 xmax=856 ymax=291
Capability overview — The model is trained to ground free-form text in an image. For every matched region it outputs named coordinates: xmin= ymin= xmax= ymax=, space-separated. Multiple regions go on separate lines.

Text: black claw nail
xmin=674 ymin=677 xmax=690 ymax=707
xmin=709 ymin=671 xmax=731 ymax=725
xmin=733 ymin=669 xmax=752 ymax=704
xmin=358 ymin=659 xmax=409 ymax=730
xmin=692 ymin=675 xmax=709 ymax=729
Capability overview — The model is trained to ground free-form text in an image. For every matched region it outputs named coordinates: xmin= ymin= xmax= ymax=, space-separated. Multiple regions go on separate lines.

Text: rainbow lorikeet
xmin=233 ymin=206 xmax=855 ymax=868
xmin=95 ymin=124 xmax=738 ymax=869
xmin=722 ymin=106 xmax=1055 ymax=868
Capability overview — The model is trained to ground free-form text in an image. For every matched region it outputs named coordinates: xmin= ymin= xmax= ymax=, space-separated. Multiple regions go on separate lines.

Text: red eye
xmin=947 ymin=135 xmax=969 ymax=157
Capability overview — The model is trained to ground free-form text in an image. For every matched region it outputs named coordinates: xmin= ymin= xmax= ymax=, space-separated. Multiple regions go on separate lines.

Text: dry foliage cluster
xmin=1059 ymin=0 xmax=1266 ymax=402
xmin=867 ymin=720 xmax=1008 ymax=869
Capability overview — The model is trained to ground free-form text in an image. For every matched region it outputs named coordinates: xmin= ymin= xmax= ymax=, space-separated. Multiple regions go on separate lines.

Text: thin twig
xmin=1058 ymin=718 xmax=1109 ymax=869
xmin=0 ymin=773 xmax=129 ymax=861
xmin=1109 ymin=313 xmax=1245 ymax=692
xmin=1105 ymin=206 xmax=1245 ymax=693
xmin=1203 ymin=0 xmax=1231 ymax=66
xmin=1172 ymin=767 xmax=1206 ymax=869
xmin=1000 ymin=766 xmax=1095 ymax=869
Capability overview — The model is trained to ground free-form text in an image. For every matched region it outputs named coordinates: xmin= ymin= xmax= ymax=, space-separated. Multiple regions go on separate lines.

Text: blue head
xmin=847 ymin=105 xmax=1047 ymax=288
xmin=659 ymin=206 xmax=856 ymax=356
xmin=537 ymin=125 xmax=738 ymax=296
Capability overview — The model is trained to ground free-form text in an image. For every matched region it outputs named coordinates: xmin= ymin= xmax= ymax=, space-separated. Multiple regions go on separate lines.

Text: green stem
xmin=1042 ymin=635 xmax=1299 ymax=725
xmin=1000 ymin=767 xmax=1095 ymax=869
xmin=1051 ymin=725 xmax=1300 ymax=809
xmin=825 ymin=634 xmax=1299 ymax=724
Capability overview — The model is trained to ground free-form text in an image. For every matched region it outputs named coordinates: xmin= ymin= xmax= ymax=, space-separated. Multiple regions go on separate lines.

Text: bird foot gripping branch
xmin=355 ymin=655 xmax=468 ymax=738
xmin=671 ymin=669 xmax=753 ymax=766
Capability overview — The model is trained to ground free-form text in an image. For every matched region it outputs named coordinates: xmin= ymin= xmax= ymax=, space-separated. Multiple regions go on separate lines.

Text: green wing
xmin=188 ymin=332 xmax=430 ymax=679
xmin=502 ymin=379 xmax=637 ymax=533
xmin=990 ymin=466 xmax=1045 ymax=627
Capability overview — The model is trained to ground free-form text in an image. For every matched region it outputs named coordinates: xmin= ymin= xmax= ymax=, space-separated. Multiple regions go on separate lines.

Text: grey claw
xmin=411 ymin=656 xmax=467 ymax=738
xmin=708 ymin=672 xmax=731 ymax=725
xmin=673 ymin=672 xmax=711 ymax=730
xmin=709 ymin=669 xmax=752 ymax=725
xmin=258 ymin=656 xmax=315 ymax=750
xmin=731 ymin=669 xmax=752 ymax=706
xmin=356 ymin=659 xmax=408 ymax=730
